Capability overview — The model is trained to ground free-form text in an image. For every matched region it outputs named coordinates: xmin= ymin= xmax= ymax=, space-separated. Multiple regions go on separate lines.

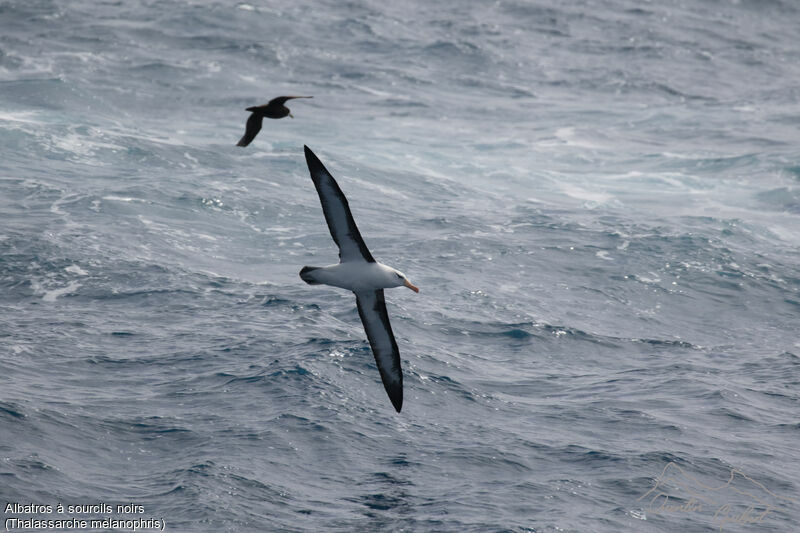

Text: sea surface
xmin=1 ymin=0 xmax=799 ymax=531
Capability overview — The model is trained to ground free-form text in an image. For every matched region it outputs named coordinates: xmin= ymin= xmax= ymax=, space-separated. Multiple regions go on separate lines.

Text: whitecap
xmin=42 ymin=281 xmax=81 ymax=302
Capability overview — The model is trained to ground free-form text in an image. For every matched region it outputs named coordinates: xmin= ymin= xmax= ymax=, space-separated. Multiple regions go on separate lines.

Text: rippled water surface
xmin=2 ymin=0 xmax=799 ymax=531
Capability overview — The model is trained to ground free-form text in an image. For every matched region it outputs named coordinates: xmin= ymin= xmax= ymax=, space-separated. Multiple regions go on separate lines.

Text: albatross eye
xmin=396 ymin=273 xmax=403 ymax=279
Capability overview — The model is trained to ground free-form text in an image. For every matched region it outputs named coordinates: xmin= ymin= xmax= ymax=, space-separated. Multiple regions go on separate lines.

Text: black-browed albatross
xmin=236 ymin=96 xmax=313 ymax=147
xmin=299 ymin=146 xmax=419 ymax=413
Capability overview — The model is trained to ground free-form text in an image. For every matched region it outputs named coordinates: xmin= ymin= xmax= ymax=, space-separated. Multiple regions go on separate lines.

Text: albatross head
xmin=392 ymin=269 xmax=419 ymax=293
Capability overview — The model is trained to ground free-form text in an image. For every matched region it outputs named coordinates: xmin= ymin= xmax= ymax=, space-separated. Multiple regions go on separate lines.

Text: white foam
xmin=349 ymin=177 xmax=407 ymax=200
xmin=559 ymin=183 xmax=615 ymax=205
xmin=102 ymin=196 xmax=143 ymax=203
xmin=637 ymin=273 xmax=661 ymax=284
xmin=552 ymin=127 xmax=601 ymax=149
xmin=65 ymin=265 xmax=88 ymax=276
xmin=351 ymin=84 xmax=394 ymax=98
xmin=0 ymin=110 xmax=40 ymax=124
xmin=42 ymin=281 xmax=81 ymax=302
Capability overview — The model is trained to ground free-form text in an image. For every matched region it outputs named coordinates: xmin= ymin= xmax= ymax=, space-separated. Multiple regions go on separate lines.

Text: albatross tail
xmin=299 ymin=266 xmax=323 ymax=285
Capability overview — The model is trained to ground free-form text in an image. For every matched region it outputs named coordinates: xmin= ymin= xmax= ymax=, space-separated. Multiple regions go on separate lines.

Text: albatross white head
xmin=389 ymin=267 xmax=420 ymax=293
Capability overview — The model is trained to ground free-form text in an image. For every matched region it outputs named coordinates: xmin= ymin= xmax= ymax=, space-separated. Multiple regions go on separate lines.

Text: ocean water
xmin=1 ymin=0 xmax=799 ymax=531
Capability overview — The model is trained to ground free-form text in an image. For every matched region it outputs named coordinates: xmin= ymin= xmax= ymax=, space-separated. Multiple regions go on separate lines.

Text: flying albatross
xmin=236 ymin=96 xmax=313 ymax=147
xmin=299 ymin=145 xmax=419 ymax=412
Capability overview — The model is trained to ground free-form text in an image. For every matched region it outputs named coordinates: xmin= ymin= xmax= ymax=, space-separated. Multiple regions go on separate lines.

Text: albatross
xmin=299 ymin=146 xmax=419 ymax=413
xmin=236 ymin=96 xmax=313 ymax=147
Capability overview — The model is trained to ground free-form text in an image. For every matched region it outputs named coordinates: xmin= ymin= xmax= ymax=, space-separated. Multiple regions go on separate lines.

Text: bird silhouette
xmin=236 ymin=96 xmax=313 ymax=147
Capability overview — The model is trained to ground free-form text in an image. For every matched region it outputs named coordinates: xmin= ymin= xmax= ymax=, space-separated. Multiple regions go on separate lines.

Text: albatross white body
xmin=301 ymin=262 xmax=411 ymax=293
xmin=299 ymin=146 xmax=418 ymax=413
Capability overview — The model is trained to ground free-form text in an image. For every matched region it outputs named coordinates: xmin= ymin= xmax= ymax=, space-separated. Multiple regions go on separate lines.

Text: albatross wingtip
xmin=304 ymin=145 xmax=324 ymax=171
xmin=390 ymin=389 xmax=403 ymax=413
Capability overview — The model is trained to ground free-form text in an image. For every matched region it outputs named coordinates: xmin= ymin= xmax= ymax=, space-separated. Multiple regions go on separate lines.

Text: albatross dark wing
xmin=304 ymin=145 xmax=375 ymax=263
xmin=237 ymin=112 xmax=263 ymax=147
xmin=355 ymin=290 xmax=403 ymax=412
xmin=269 ymin=95 xmax=313 ymax=106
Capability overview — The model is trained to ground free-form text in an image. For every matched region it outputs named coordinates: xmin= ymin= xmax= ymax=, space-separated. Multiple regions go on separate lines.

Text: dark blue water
xmin=2 ymin=0 xmax=799 ymax=531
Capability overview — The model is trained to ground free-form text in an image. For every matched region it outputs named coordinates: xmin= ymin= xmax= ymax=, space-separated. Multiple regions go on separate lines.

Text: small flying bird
xmin=299 ymin=145 xmax=419 ymax=413
xmin=236 ymin=96 xmax=312 ymax=147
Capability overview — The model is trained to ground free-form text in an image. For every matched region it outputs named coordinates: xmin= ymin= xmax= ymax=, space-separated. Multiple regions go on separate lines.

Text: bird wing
xmin=304 ymin=145 xmax=375 ymax=263
xmin=269 ymin=95 xmax=312 ymax=106
xmin=355 ymin=289 xmax=403 ymax=412
xmin=236 ymin=112 xmax=263 ymax=147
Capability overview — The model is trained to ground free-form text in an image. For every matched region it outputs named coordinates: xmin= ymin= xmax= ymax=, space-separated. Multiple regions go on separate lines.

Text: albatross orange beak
xmin=404 ymin=279 xmax=420 ymax=293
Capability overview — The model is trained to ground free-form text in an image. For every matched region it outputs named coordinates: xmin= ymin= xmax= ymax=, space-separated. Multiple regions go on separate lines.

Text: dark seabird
xmin=299 ymin=146 xmax=419 ymax=413
xmin=236 ymin=96 xmax=312 ymax=147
